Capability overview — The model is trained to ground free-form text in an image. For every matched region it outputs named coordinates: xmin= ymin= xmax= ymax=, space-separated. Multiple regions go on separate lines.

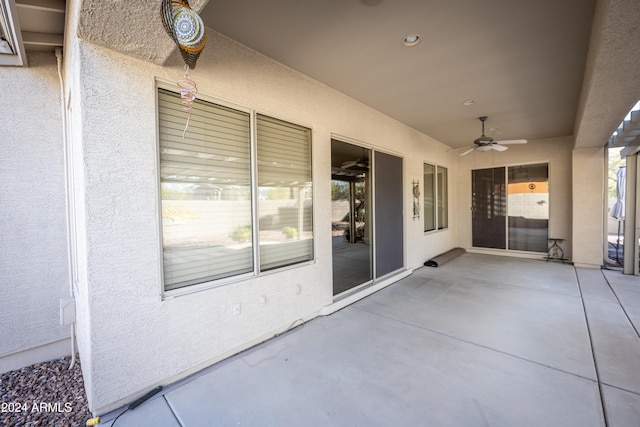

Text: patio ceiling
xmin=9 ymin=0 xmax=640 ymax=150
xmin=202 ymin=0 xmax=596 ymax=149
xmin=197 ymin=0 xmax=640 ymax=150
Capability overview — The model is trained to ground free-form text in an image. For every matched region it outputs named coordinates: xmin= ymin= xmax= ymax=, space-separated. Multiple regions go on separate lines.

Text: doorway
xmin=331 ymin=140 xmax=405 ymax=295
xmin=472 ymin=164 xmax=549 ymax=252
xmin=472 ymin=167 xmax=507 ymax=249
xmin=331 ymin=140 xmax=373 ymax=295
xmin=374 ymin=151 xmax=404 ymax=277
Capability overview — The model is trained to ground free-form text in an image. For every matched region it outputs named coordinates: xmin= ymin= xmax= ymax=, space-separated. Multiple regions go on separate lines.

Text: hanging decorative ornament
xmin=161 ymin=0 xmax=207 ymax=138
xmin=161 ymin=0 xmax=206 ymax=69
xmin=177 ymin=65 xmax=198 ymax=139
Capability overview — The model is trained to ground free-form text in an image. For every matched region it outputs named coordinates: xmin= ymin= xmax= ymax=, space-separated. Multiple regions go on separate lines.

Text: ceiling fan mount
xmin=461 ymin=116 xmax=527 ymax=156
xmin=473 ymin=116 xmax=494 ymax=145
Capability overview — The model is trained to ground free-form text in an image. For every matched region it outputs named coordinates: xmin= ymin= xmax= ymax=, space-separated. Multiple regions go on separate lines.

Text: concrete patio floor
xmin=100 ymin=253 xmax=640 ymax=426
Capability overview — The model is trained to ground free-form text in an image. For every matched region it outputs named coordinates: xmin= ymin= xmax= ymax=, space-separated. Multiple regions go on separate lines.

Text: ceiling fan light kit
xmin=460 ymin=116 xmax=527 ymax=156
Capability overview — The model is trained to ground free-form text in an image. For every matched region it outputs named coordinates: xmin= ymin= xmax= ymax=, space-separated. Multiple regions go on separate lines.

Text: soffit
xmin=70 ymin=0 xmax=640 ymax=150
xmin=201 ymin=0 xmax=596 ymax=148
xmin=573 ymin=0 xmax=640 ymax=149
xmin=0 ymin=0 xmax=65 ymax=66
xmin=16 ymin=0 xmax=65 ymax=49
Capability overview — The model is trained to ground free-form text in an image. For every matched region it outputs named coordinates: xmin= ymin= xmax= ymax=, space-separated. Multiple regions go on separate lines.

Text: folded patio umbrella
xmin=424 ymin=247 xmax=466 ymax=267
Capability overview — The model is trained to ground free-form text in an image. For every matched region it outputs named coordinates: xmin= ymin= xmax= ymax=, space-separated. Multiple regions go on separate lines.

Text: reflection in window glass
xmin=158 ymin=90 xmax=315 ymax=290
xmin=158 ymin=89 xmax=253 ymax=290
xmin=424 ymin=163 xmax=448 ymax=232
xmin=508 ymin=163 xmax=549 ymax=252
xmin=331 ymin=140 xmax=372 ymax=295
xmin=423 ymin=164 xmax=435 ymax=232
xmin=438 ymin=166 xmax=448 ymax=230
xmin=256 ymin=115 xmax=313 ymax=271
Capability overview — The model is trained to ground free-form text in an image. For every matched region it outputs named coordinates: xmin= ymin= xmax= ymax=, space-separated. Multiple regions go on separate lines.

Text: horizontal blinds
xmin=158 ymin=89 xmax=253 ymax=290
xmin=256 ymin=114 xmax=312 ymax=185
xmin=158 ymin=90 xmax=251 ymax=186
xmin=256 ymin=114 xmax=313 ymax=271
xmin=260 ymin=240 xmax=314 ymax=271
xmin=424 ymin=164 xmax=435 ymax=232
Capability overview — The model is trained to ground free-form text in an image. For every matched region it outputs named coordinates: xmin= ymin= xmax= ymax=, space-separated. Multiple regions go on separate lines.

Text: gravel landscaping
xmin=1 ymin=355 xmax=91 ymax=426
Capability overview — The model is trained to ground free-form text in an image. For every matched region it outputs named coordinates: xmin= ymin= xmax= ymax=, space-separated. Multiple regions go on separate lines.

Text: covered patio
xmin=100 ymin=253 xmax=640 ymax=426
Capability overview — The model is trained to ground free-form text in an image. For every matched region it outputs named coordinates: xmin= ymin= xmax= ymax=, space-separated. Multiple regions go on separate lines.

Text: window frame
xmin=470 ymin=161 xmax=550 ymax=253
xmin=255 ymin=113 xmax=315 ymax=272
xmin=423 ymin=163 xmax=436 ymax=232
xmin=423 ymin=162 xmax=449 ymax=233
xmin=437 ymin=165 xmax=448 ymax=230
xmin=156 ymin=81 xmax=315 ymax=297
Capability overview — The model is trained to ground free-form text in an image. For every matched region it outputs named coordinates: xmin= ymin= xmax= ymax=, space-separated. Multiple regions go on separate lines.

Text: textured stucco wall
xmin=455 ymin=136 xmax=574 ymax=259
xmin=574 ymin=0 xmax=640 ymax=149
xmin=572 ymin=147 xmax=605 ymax=268
xmin=71 ymin=29 xmax=455 ymax=414
xmin=76 ymin=0 xmax=209 ymax=67
xmin=0 ymin=52 xmax=71 ymax=371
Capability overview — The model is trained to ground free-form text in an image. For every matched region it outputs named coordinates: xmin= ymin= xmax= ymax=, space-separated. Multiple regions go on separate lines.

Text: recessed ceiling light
xmin=402 ymin=34 xmax=421 ymax=47
xmin=360 ymin=0 xmax=383 ymax=6
xmin=462 ymin=100 xmax=475 ymax=106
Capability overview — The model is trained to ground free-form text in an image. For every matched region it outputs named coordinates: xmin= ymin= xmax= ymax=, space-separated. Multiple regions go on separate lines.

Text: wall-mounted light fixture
xmin=0 ymin=0 xmax=27 ymax=66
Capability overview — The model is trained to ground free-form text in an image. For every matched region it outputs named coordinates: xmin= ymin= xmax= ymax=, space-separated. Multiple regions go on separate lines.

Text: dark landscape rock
xmin=1 ymin=356 xmax=91 ymax=426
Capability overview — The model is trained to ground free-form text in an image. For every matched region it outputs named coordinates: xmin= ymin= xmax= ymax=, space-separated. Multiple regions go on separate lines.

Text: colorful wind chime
xmin=161 ymin=0 xmax=207 ymax=137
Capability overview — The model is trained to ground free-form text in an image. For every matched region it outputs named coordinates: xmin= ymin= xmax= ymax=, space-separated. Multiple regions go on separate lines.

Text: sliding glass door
xmin=375 ymin=151 xmax=404 ymax=277
xmin=507 ymin=164 xmax=549 ymax=252
xmin=472 ymin=167 xmax=506 ymax=249
xmin=331 ymin=140 xmax=373 ymax=295
xmin=472 ymin=164 xmax=549 ymax=252
xmin=331 ymin=141 xmax=404 ymax=296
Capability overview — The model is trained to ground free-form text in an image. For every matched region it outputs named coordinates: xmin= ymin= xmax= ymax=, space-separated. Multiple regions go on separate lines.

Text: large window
xmin=158 ymin=88 xmax=313 ymax=291
xmin=424 ymin=163 xmax=448 ymax=232
xmin=256 ymin=114 xmax=313 ymax=271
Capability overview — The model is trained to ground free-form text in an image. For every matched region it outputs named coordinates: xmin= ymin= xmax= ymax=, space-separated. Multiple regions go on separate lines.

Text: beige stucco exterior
xmin=0 ymin=52 xmax=71 ymax=372
xmin=64 ymin=31 xmax=459 ymax=413
xmin=572 ymin=147 xmax=606 ymax=268
xmin=1 ymin=0 xmax=638 ymax=416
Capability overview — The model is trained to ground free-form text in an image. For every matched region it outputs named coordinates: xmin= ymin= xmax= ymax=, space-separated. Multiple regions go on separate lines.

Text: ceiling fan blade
xmin=341 ymin=160 xmax=357 ymax=168
xmin=495 ymin=139 xmax=527 ymax=145
xmin=460 ymin=147 xmax=475 ymax=156
xmin=491 ymin=144 xmax=509 ymax=151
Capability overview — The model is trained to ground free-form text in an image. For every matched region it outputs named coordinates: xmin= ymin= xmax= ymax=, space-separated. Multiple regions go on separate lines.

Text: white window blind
xmin=158 ymin=89 xmax=253 ymax=290
xmin=256 ymin=114 xmax=313 ymax=271
xmin=423 ymin=163 xmax=436 ymax=232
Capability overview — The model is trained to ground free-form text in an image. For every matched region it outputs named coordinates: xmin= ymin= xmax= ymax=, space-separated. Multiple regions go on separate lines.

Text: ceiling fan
xmin=341 ymin=157 xmax=369 ymax=170
xmin=332 ymin=157 xmax=369 ymax=178
xmin=460 ymin=116 xmax=527 ymax=156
